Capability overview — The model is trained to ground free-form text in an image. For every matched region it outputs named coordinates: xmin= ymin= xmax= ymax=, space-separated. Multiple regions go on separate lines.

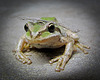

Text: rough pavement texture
xmin=0 ymin=0 xmax=100 ymax=80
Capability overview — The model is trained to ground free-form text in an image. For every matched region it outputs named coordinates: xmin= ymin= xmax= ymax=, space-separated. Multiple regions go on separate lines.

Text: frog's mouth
xmin=33 ymin=32 xmax=61 ymax=44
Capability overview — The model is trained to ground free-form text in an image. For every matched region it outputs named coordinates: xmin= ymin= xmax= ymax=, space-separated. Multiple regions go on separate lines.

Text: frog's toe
xmin=49 ymin=56 xmax=62 ymax=72
xmin=55 ymin=57 xmax=63 ymax=72
xmin=49 ymin=56 xmax=61 ymax=64
xmin=60 ymin=55 xmax=69 ymax=70
xmin=75 ymin=43 xmax=90 ymax=54
xmin=80 ymin=43 xmax=90 ymax=49
xmin=15 ymin=52 xmax=32 ymax=64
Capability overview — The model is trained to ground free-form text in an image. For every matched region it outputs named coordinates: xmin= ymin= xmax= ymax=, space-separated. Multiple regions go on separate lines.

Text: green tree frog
xmin=14 ymin=17 xmax=90 ymax=72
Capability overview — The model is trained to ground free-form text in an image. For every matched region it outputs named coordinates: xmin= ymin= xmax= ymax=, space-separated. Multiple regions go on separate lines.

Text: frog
xmin=14 ymin=17 xmax=90 ymax=72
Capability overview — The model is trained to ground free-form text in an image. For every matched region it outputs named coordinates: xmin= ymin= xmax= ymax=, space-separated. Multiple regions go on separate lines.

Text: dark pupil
xmin=24 ymin=25 xmax=29 ymax=32
xmin=48 ymin=24 xmax=55 ymax=33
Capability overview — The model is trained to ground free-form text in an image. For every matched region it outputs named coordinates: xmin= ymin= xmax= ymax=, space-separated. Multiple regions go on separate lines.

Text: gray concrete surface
xmin=0 ymin=0 xmax=100 ymax=80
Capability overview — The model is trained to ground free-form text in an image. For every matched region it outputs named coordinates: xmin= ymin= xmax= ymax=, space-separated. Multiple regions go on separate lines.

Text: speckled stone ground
xmin=0 ymin=0 xmax=100 ymax=80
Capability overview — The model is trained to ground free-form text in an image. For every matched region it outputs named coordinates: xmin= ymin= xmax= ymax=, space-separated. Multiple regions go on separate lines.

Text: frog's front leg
xmin=15 ymin=35 xmax=32 ymax=64
xmin=49 ymin=41 xmax=74 ymax=72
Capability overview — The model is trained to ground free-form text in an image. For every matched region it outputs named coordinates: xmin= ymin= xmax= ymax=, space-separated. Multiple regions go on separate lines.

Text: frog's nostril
xmin=24 ymin=24 xmax=29 ymax=32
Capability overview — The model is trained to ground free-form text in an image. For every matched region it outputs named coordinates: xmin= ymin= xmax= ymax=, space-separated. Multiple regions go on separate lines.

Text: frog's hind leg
xmin=75 ymin=42 xmax=90 ymax=54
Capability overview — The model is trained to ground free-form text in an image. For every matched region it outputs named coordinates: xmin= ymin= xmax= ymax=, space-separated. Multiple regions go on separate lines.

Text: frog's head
xmin=24 ymin=17 xmax=62 ymax=42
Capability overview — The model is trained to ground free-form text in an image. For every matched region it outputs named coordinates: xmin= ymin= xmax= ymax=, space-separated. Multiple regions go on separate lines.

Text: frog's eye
xmin=48 ymin=23 xmax=55 ymax=33
xmin=24 ymin=24 xmax=29 ymax=32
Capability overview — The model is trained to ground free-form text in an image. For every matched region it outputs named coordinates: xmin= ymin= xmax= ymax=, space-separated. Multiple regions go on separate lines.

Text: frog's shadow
xmin=30 ymin=46 xmax=65 ymax=60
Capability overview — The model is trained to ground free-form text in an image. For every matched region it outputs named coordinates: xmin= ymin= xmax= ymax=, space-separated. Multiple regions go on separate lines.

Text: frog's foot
xmin=15 ymin=52 xmax=32 ymax=64
xmin=49 ymin=55 xmax=70 ymax=72
xmin=75 ymin=42 xmax=90 ymax=54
